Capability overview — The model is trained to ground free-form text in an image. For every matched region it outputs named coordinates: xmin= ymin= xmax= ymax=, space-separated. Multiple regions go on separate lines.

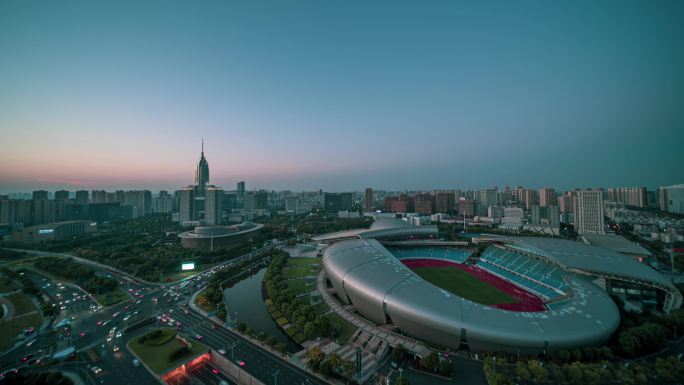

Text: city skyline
xmin=2 ymin=0 xmax=684 ymax=192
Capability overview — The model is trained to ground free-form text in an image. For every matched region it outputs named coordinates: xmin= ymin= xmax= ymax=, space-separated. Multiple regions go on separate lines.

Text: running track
xmin=401 ymin=258 xmax=546 ymax=312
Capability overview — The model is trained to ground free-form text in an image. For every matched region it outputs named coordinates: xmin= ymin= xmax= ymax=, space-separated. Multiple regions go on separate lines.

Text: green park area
xmin=285 ymin=278 xmax=316 ymax=295
xmin=0 ymin=293 xmax=43 ymax=351
xmin=285 ymin=257 xmax=322 ymax=266
xmin=327 ymin=312 xmax=356 ymax=344
xmin=411 ymin=266 xmax=518 ymax=305
xmin=129 ymin=328 xmax=208 ymax=374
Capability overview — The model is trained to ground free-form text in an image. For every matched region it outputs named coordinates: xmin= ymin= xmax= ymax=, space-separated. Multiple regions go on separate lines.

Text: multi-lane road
xmin=1 ymin=245 xmax=328 ymax=385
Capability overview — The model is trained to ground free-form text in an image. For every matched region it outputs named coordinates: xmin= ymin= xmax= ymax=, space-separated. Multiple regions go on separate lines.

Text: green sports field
xmin=411 ymin=266 xmax=518 ymax=305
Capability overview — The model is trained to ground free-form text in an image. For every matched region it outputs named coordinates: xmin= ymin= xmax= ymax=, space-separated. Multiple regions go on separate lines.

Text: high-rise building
xmin=91 ymin=190 xmax=107 ymax=204
xmin=559 ymin=192 xmax=574 ymax=213
xmin=178 ymin=187 xmax=194 ymax=224
xmin=55 ymin=190 xmax=70 ymax=201
xmin=607 ymin=187 xmax=647 ymax=208
xmin=539 ymin=188 xmax=557 ymax=207
xmin=204 ymin=186 xmax=224 ymax=225
xmin=237 ymin=181 xmax=246 ymax=200
xmin=195 ymin=140 xmax=210 ymax=196
xmin=32 ymin=190 xmax=48 ymax=200
xmin=523 ymin=189 xmax=539 ymax=210
xmin=434 ymin=190 xmax=456 ymax=213
xmin=324 ymin=193 xmax=353 ymax=213
xmin=74 ymin=190 xmax=89 ymax=205
xmin=364 ymin=188 xmax=374 ymax=212
xmin=458 ymin=198 xmax=475 ymax=217
xmin=153 ymin=194 xmax=174 ymax=214
xmin=659 ymin=184 xmax=684 ymax=214
xmin=574 ymin=190 xmax=605 ymax=234
xmin=530 ymin=205 xmax=560 ymax=228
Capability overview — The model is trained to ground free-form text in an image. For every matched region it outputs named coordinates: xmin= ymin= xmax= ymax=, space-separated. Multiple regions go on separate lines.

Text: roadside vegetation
xmin=263 ymin=253 xmax=356 ymax=346
xmin=32 ymin=257 xmax=128 ymax=306
xmin=483 ymin=354 xmax=684 ymax=385
xmin=129 ymin=328 xmax=207 ymax=374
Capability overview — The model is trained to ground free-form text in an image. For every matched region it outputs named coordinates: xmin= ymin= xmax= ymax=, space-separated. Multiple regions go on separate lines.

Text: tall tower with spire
xmin=194 ymin=139 xmax=210 ymax=196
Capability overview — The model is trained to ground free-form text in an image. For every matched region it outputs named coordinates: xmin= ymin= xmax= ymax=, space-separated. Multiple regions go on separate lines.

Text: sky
xmin=1 ymin=0 xmax=683 ymax=193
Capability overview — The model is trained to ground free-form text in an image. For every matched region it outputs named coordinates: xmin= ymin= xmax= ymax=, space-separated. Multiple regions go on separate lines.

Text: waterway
xmin=222 ymin=266 xmax=299 ymax=353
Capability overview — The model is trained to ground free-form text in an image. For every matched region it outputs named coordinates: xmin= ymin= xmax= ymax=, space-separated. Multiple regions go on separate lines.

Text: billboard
xmin=181 ymin=262 xmax=195 ymax=271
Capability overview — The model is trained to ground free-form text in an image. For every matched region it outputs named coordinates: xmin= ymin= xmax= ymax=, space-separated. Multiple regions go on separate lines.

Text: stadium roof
xmin=581 ymin=233 xmax=653 ymax=257
xmin=482 ymin=236 xmax=671 ymax=288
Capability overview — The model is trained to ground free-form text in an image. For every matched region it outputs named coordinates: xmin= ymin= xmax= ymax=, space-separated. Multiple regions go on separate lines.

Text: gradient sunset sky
xmin=1 ymin=0 xmax=683 ymax=193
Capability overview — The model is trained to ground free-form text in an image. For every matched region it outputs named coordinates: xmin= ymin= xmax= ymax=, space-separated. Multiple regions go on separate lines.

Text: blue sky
xmin=1 ymin=0 xmax=682 ymax=192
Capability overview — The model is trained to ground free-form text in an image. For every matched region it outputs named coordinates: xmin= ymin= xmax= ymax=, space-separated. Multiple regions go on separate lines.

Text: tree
xmin=516 ymin=360 xmax=531 ymax=382
xmin=438 ymin=359 xmax=453 ymax=376
xmin=392 ymin=344 xmax=406 ymax=363
xmin=395 ymin=376 xmax=410 ymax=385
xmin=420 ymin=351 xmax=439 ymax=371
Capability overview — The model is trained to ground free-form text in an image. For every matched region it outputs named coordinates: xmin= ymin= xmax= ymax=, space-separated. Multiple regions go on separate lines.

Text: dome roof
xmin=369 ymin=217 xmax=412 ymax=230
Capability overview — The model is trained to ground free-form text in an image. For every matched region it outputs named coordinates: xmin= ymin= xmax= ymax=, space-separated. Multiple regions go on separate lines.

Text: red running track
xmin=401 ymin=258 xmax=546 ymax=312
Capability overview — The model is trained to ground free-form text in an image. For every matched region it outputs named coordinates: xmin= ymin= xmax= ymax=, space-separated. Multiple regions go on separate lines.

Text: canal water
xmin=222 ymin=266 xmax=299 ymax=353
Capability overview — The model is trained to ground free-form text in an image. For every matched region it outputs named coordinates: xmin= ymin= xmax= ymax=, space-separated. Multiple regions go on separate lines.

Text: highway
xmin=1 ymin=244 xmax=328 ymax=385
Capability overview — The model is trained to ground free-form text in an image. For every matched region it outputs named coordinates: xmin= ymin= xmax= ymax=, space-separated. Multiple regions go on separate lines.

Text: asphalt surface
xmin=1 ymin=243 xmax=329 ymax=385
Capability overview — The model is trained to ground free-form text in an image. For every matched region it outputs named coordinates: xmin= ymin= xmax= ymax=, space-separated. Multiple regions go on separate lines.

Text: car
xmin=132 ymin=359 xmax=141 ymax=367
xmin=237 ymin=360 xmax=246 ymax=367
xmin=96 ymin=320 xmax=104 ymax=326
xmin=116 ymin=331 xmax=123 ymax=338
xmin=136 ymin=299 xmax=142 ymax=304
xmin=211 ymin=368 xmax=220 ymax=375
xmin=195 ymin=334 xmax=203 ymax=340
xmin=112 ymin=312 xmax=121 ymax=317
xmin=112 ymin=346 xmax=120 ymax=352
xmin=80 ymin=331 xmax=88 ymax=337
xmin=25 ymin=340 xmax=35 ymax=347
xmin=218 ymin=349 xmax=226 ymax=355
xmin=184 ymin=310 xmax=189 ymax=315
xmin=91 ymin=366 xmax=102 ymax=375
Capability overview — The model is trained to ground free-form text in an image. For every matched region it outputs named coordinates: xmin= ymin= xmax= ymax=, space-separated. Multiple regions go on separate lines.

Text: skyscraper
xmin=195 ymin=140 xmax=210 ymax=196
xmin=178 ymin=187 xmax=194 ymax=224
xmin=364 ymin=188 xmax=374 ymax=212
xmin=574 ymin=190 xmax=605 ymax=234
xmin=204 ymin=186 xmax=224 ymax=225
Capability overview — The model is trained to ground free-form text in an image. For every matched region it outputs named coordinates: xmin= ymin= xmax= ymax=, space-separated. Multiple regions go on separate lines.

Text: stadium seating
xmin=389 ymin=247 xmax=472 ymax=264
xmin=476 ymin=246 xmax=567 ymax=300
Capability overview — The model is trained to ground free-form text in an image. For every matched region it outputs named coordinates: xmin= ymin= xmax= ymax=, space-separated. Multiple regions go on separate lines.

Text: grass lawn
xmin=129 ymin=328 xmax=208 ymax=374
xmin=411 ymin=266 xmax=518 ymax=305
xmin=95 ymin=287 xmax=130 ymax=306
xmin=0 ymin=313 xmax=42 ymax=351
xmin=6 ymin=293 xmax=38 ymax=315
xmin=285 ymin=279 xmax=315 ymax=295
xmin=0 ymin=277 xmax=18 ymax=292
xmin=327 ymin=313 xmax=356 ymax=344
xmin=286 ymin=257 xmax=322 ymax=266
xmin=310 ymin=302 xmax=327 ymax=315
xmin=282 ymin=265 xmax=316 ymax=279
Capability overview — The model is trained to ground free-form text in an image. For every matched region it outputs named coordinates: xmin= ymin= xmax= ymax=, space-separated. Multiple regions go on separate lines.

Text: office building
xmin=237 ymin=181 xmax=246 ymax=200
xmin=245 ymin=190 xmax=268 ymax=211
xmin=178 ymin=187 xmax=195 ymax=224
xmin=364 ymin=188 xmax=374 ymax=212
xmin=324 ymin=193 xmax=353 ymax=213
xmin=574 ymin=190 xmax=605 ymax=234
xmin=91 ymin=190 xmax=107 ymax=204
xmin=204 ymin=186 xmax=224 ymax=225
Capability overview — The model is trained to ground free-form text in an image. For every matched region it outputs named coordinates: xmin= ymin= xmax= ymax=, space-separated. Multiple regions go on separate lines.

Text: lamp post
xmin=273 ymin=369 xmax=280 ymax=385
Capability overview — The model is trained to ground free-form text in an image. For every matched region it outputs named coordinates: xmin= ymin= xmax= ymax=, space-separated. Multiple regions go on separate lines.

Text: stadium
xmin=321 ymin=218 xmax=681 ymax=355
xmin=178 ymin=221 xmax=263 ymax=249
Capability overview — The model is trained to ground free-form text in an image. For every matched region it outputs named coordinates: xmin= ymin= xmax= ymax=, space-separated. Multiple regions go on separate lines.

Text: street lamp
xmin=273 ymin=369 xmax=280 ymax=385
